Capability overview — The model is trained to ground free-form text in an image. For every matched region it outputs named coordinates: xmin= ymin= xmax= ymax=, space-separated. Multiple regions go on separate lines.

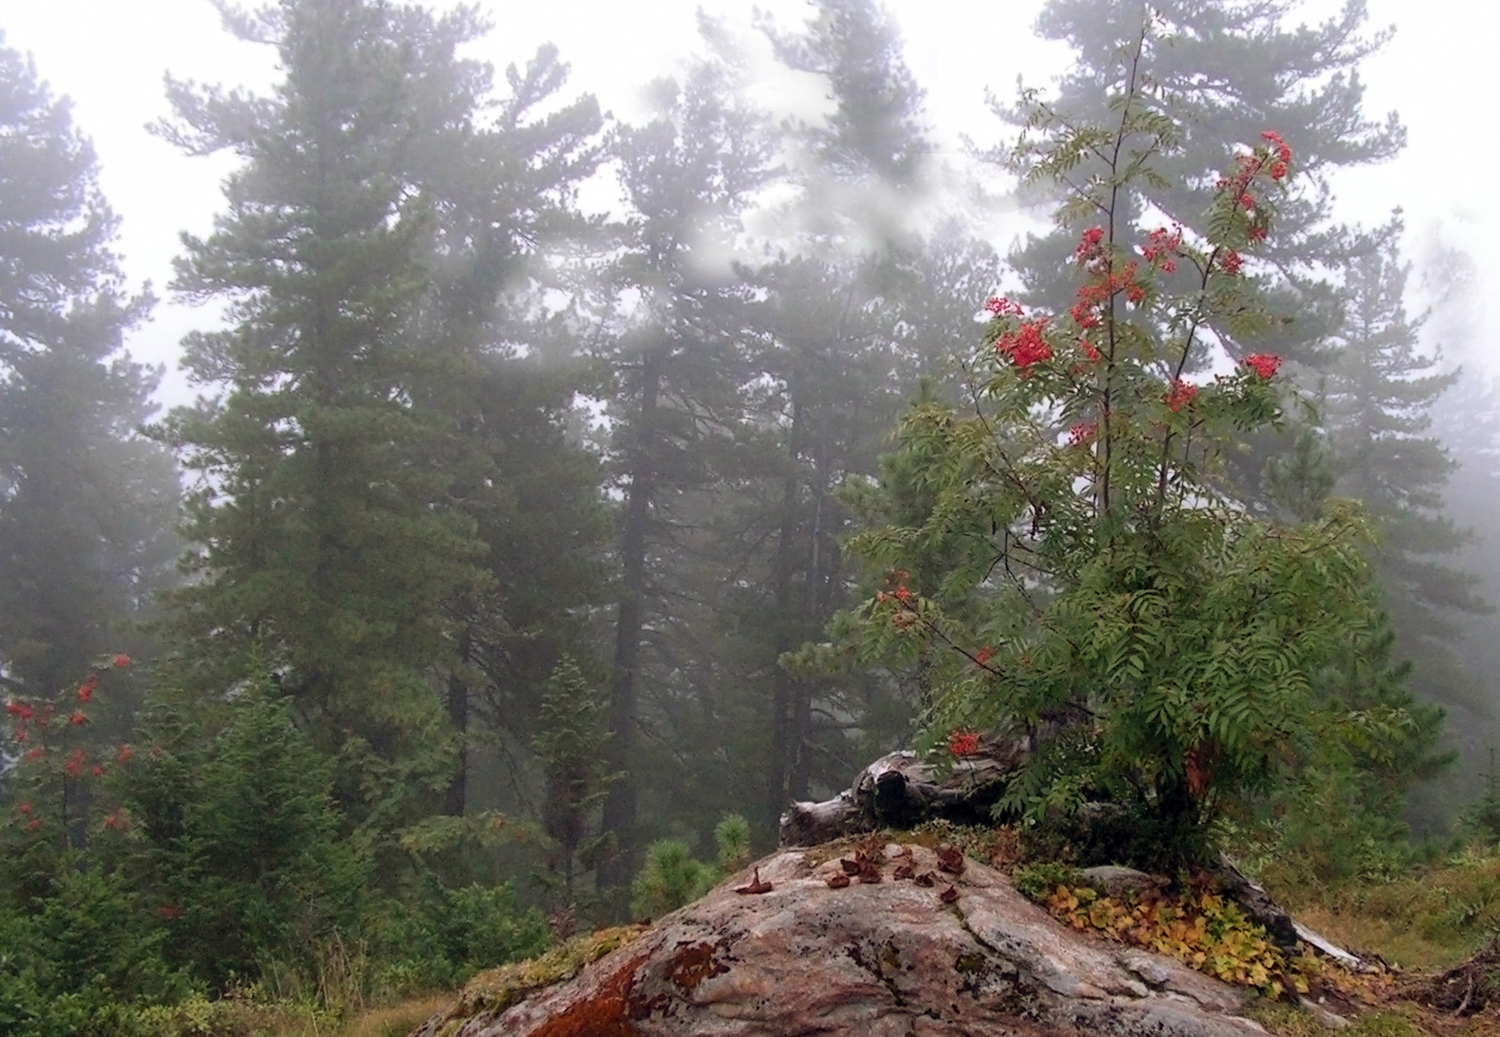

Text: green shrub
xmin=714 ymin=815 xmax=751 ymax=873
xmin=628 ymin=815 xmax=755 ymax=919
xmin=631 ymin=840 xmax=716 ymax=919
xmin=361 ymin=876 xmax=551 ymax=995
xmin=113 ymin=682 xmax=370 ymax=989
xmin=1012 ymin=860 xmax=1081 ymax=901
xmin=0 ymin=855 xmax=194 ymax=1037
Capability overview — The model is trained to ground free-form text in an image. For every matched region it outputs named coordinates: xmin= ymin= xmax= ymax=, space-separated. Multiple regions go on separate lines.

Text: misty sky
xmin=1 ymin=0 xmax=1493 ymax=405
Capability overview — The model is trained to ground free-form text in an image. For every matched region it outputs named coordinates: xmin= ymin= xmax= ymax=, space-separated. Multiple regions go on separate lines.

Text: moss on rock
xmin=433 ymin=924 xmax=651 ymax=1030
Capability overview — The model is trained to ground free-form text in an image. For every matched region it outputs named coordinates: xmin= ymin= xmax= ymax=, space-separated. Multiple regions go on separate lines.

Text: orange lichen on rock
xmin=525 ymin=948 xmax=654 ymax=1037
xmin=665 ymin=939 xmax=730 ymax=991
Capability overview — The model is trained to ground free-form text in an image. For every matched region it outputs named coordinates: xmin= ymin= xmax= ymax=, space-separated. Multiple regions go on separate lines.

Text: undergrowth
xmin=1048 ymin=880 xmax=1354 ymax=1000
xmin=1260 ymin=842 xmax=1500 ymax=972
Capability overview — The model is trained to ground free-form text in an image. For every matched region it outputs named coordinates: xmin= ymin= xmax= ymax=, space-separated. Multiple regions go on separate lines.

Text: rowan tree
xmin=834 ymin=72 xmax=1421 ymax=870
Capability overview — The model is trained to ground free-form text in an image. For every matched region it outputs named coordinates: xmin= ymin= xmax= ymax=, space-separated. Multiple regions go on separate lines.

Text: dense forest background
xmin=2 ymin=0 xmax=1498 ymax=1031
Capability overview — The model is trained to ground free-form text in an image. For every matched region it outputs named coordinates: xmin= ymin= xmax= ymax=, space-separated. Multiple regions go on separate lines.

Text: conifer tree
xmin=757 ymin=0 xmax=932 ymax=246
xmin=410 ymin=45 xmax=607 ymax=819
xmin=741 ymin=0 xmax=1001 ymax=829
xmin=532 ymin=655 xmax=614 ymax=899
xmin=597 ymin=48 xmax=775 ymax=883
xmin=437 ymin=355 xmax=610 ymax=819
xmin=152 ymin=0 xmax=521 ymax=834
xmin=1321 ymin=225 xmax=1486 ymax=717
xmin=1421 ymin=242 xmax=1500 ymax=776
xmin=0 ymin=35 xmax=178 ymax=704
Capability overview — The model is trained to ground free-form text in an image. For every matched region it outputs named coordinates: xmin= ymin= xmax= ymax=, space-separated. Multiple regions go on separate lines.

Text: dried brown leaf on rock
xmin=937 ymin=845 xmax=966 ymax=876
xmin=735 ymin=867 xmax=773 ymax=895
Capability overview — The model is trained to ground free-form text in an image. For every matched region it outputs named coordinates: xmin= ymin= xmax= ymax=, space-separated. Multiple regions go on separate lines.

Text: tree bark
xmin=599 ymin=344 xmax=662 ymax=888
xmin=443 ymin=627 xmax=473 ymax=817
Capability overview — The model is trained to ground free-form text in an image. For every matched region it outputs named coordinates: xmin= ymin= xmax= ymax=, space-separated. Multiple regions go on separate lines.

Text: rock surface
xmin=413 ymin=843 xmax=1271 ymax=1037
xmin=1079 ymin=865 xmax=1170 ymax=901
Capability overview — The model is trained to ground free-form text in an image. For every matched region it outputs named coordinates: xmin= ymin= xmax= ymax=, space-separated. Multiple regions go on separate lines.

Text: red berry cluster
xmin=1165 ymin=378 xmax=1198 ymax=413
xmin=1140 ymin=225 xmax=1183 ymax=273
xmin=1244 ymin=354 xmax=1282 ymax=379
xmin=996 ymin=318 xmax=1054 ymax=374
xmin=947 ymin=729 xmax=981 ymax=757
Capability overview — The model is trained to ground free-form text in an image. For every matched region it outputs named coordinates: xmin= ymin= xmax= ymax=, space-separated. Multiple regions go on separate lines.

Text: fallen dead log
xmin=779 ymin=714 xmax=1086 ymax=848
xmin=1215 ymin=855 xmax=1373 ymax=969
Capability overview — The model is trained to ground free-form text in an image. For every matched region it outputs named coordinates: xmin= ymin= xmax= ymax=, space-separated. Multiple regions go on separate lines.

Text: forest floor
xmin=1242 ymin=845 xmax=1500 ymax=1036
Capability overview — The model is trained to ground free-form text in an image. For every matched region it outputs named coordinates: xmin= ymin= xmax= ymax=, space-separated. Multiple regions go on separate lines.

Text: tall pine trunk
xmin=443 ymin=628 xmax=473 ymax=816
xmin=599 ymin=344 xmax=661 ymax=888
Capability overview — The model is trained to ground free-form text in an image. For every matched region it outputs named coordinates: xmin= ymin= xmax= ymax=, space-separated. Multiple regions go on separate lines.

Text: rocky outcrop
xmin=413 ymin=842 xmax=1273 ymax=1037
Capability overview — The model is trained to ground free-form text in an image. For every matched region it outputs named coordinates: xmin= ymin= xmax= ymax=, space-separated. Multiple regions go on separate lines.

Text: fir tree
xmin=532 ymin=655 xmax=615 ymax=900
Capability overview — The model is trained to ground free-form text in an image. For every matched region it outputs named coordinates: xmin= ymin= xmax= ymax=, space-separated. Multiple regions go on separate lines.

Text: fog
xmin=4 ymin=0 xmax=1495 ymax=399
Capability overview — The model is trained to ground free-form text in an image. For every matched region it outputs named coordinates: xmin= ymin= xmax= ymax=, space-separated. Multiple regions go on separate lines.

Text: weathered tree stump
xmin=779 ymin=746 xmax=1019 ymax=847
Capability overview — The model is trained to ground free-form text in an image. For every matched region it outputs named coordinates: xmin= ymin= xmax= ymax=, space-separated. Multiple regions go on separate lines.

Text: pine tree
xmin=1387 ymin=235 xmax=1500 ymax=814
xmin=744 ymin=255 xmax=912 ymax=825
xmin=1321 ymin=224 xmax=1486 ymax=716
xmin=152 ymin=0 xmax=505 ymax=831
xmin=740 ymin=0 xmax=996 ymax=829
xmin=0 ymin=35 xmax=179 ymax=705
xmin=442 ymin=355 xmax=610 ymax=819
xmin=596 ymin=48 xmax=776 ymax=884
xmin=408 ymin=44 xmax=608 ymax=819
xmin=757 ymin=0 xmax=933 ymax=247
